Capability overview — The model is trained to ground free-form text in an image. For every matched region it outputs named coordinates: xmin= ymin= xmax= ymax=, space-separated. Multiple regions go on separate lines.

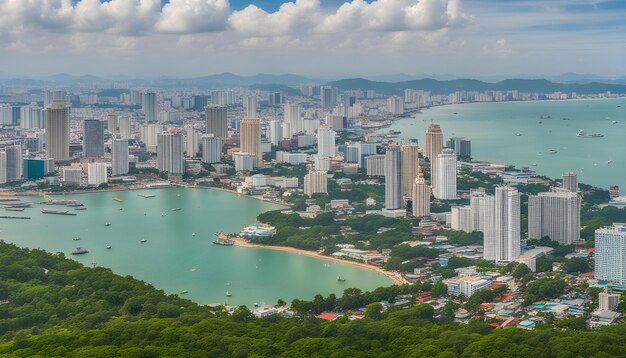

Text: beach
xmin=230 ymin=236 xmax=409 ymax=286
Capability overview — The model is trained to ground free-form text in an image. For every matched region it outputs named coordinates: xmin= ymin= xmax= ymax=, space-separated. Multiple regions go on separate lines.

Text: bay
xmin=392 ymin=98 xmax=626 ymax=190
xmin=0 ymin=187 xmax=391 ymax=306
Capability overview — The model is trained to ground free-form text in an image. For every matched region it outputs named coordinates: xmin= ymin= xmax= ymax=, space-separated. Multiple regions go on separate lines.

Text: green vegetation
xmin=1 ymin=242 xmax=625 ymax=356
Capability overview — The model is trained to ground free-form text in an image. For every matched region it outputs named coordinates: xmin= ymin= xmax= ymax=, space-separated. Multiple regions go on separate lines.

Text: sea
xmin=391 ymin=98 xmax=626 ymax=190
xmin=0 ymin=187 xmax=391 ymax=306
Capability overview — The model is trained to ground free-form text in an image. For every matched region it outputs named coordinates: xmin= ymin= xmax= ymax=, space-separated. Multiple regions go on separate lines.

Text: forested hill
xmin=0 ymin=241 xmax=625 ymax=356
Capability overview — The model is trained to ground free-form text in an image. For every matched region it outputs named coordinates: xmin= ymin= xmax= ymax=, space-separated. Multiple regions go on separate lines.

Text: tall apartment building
xmin=401 ymin=143 xmax=419 ymax=197
xmin=304 ymin=171 xmax=328 ymax=197
xmin=484 ymin=187 xmax=521 ymax=263
xmin=157 ymin=132 xmax=184 ymax=175
xmin=142 ymin=91 xmax=157 ymax=123
xmin=205 ymin=106 xmax=228 ymax=139
xmin=384 ymin=146 xmax=402 ymax=210
xmin=424 ymin=123 xmax=443 ymax=162
xmin=240 ymin=118 xmax=262 ymax=167
xmin=412 ymin=177 xmax=430 ymax=217
xmin=528 ymin=189 xmax=581 ymax=244
xmin=111 ymin=139 xmax=129 ymax=176
xmin=433 ymin=149 xmax=457 ymax=200
xmin=562 ymin=172 xmax=578 ymax=192
xmin=44 ymin=100 xmax=70 ymax=161
xmin=83 ymin=119 xmax=104 ymax=157
xmin=284 ymin=103 xmax=302 ymax=137
xmin=595 ymin=224 xmax=626 ymax=284
xmin=317 ymin=125 xmax=336 ymax=157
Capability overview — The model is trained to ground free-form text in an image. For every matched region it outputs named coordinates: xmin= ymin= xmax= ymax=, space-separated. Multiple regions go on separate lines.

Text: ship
xmin=549 ymin=149 xmax=558 ymax=154
xmin=180 ymin=290 xmax=188 ymax=294
xmin=138 ymin=194 xmax=156 ymax=198
xmin=612 ymin=121 xmax=618 ymax=124
xmin=73 ymin=237 xmax=81 ymax=241
xmin=71 ymin=247 xmax=89 ymax=255
xmin=171 ymin=208 xmax=182 ymax=211
xmin=225 ymin=291 xmax=232 ymax=297
xmin=105 ymin=223 xmax=111 ymax=226
xmin=140 ymin=239 xmax=147 ymax=243
xmin=41 ymin=209 xmax=77 ymax=216
xmin=540 ymin=115 xmax=552 ymax=119
xmin=106 ymin=245 xmax=112 ymax=249
xmin=337 ymin=275 xmax=346 ymax=282
xmin=113 ymin=198 xmax=124 ymax=203
xmin=577 ymin=130 xmax=604 ymax=138
xmin=515 ymin=133 xmax=522 ymax=136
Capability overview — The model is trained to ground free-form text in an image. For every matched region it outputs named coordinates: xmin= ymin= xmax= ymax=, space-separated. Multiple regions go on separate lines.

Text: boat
xmin=577 ymin=130 xmax=604 ymax=138
xmin=192 ymin=233 xmax=196 ymax=236
xmin=138 ymin=194 xmax=156 ymax=198
xmin=180 ymin=290 xmax=188 ymax=294
xmin=225 ymin=291 xmax=232 ymax=297
xmin=562 ymin=117 xmax=570 ymax=120
xmin=105 ymin=223 xmax=111 ymax=226
xmin=75 ymin=207 xmax=87 ymax=210
xmin=5 ymin=208 xmax=25 ymax=212
xmin=337 ymin=275 xmax=346 ymax=282
xmin=608 ymin=160 xmax=613 ymax=164
xmin=106 ymin=245 xmax=112 ymax=249
xmin=540 ymin=115 xmax=552 ymax=119
xmin=538 ymin=121 xmax=542 ymax=124
xmin=113 ymin=198 xmax=124 ymax=203
xmin=531 ymin=163 xmax=538 ymax=166
xmin=172 ymin=208 xmax=181 ymax=211
xmin=612 ymin=121 xmax=618 ymax=124
xmin=71 ymin=247 xmax=89 ymax=255
xmin=515 ymin=133 xmax=522 ymax=136
xmin=549 ymin=149 xmax=557 ymax=154
xmin=161 ymin=213 xmax=165 ymax=216
xmin=41 ymin=209 xmax=77 ymax=216
xmin=73 ymin=237 xmax=81 ymax=241
xmin=140 ymin=239 xmax=147 ymax=243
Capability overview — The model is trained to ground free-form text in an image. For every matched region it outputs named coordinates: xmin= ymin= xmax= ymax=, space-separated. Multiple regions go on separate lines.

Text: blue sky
xmin=1 ymin=0 xmax=624 ymax=78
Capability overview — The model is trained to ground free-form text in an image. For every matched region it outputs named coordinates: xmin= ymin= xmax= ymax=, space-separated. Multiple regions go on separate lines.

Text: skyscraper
xmin=384 ymin=146 xmax=402 ymax=210
xmin=5 ymin=145 xmax=22 ymax=181
xmin=43 ymin=100 xmax=70 ymax=161
xmin=447 ymin=137 xmax=472 ymax=159
xmin=269 ymin=92 xmax=283 ymax=106
xmin=433 ymin=149 xmax=457 ymax=200
xmin=321 ymin=86 xmax=338 ymax=108
xmin=111 ymin=139 xmax=129 ymax=176
xmin=185 ymin=127 xmax=200 ymax=157
xmin=118 ymin=116 xmax=131 ymax=139
xmin=284 ymin=103 xmax=302 ymax=137
xmin=201 ymin=135 xmax=222 ymax=164
xmin=0 ymin=151 xmax=6 ymax=184
xmin=87 ymin=162 xmax=108 ymax=186
xmin=401 ymin=143 xmax=419 ymax=197
xmin=107 ymin=114 xmax=118 ymax=133
xmin=317 ymin=125 xmax=336 ymax=157
xmin=142 ymin=91 xmax=157 ymax=123
xmin=469 ymin=189 xmax=489 ymax=233
xmin=424 ymin=123 xmax=443 ymax=162
xmin=157 ymin=132 xmax=184 ymax=175
xmin=268 ymin=120 xmax=283 ymax=146
xmin=83 ymin=119 xmax=104 ymax=157
xmin=562 ymin=172 xmax=578 ymax=192
xmin=243 ymin=95 xmax=258 ymax=118
xmin=387 ymin=96 xmax=405 ymax=115
xmin=140 ymin=124 xmax=163 ymax=152
xmin=595 ymin=224 xmax=626 ymax=284
xmin=528 ymin=189 xmax=581 ymax=245
xmin=484 ymin=187 xmax=520 ymax=262
xmin=205 ymin=106 xmax=228 ymax=139
xmin=304 ymin=171 xmax=328 ymax=197
xmin=240 ymin=118 xmax=262 ymax=167
xmin=412 ymin=177 xmax=430 ymax=217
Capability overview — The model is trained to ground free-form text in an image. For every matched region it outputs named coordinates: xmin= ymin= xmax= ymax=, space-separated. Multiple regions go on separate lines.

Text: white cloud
xmin=156 ymin=0 xmax=230 ymax=33
xmin=229 ymin=0 xmax=321 ymax=37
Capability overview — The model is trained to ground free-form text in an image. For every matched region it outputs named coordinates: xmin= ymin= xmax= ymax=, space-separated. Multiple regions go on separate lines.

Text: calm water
xmin=0 ymin=188 xmax=391 ymax=305
xmin=393 ymin=98 xmax=626 ymax=189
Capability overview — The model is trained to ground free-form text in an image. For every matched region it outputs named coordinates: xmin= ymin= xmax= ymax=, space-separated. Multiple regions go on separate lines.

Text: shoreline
xmin=229 ymin=236 xmax=409 ymax=286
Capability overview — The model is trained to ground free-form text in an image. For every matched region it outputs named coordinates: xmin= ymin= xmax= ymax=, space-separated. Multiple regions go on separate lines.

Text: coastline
xmin=229 ymin=236 xmax=409 ymax=286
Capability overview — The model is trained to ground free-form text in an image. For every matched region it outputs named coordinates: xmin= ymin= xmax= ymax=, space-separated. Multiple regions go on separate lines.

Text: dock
xmin=41 ymin=209 xmax=77 ymax=216
xmin=0 ymin=216 xmax=30 ymax=219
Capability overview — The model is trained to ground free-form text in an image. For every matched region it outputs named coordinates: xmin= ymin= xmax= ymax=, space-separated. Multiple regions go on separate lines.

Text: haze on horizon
xmin=0 ymin=0 xmax=624 ymax=78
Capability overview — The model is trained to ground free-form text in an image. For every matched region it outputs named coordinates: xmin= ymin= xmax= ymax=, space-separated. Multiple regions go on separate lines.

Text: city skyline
xmin=0 ymin=0 xmax=624 ymax=78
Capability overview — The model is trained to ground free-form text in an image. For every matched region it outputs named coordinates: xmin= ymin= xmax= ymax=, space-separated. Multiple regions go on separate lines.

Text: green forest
xmin=1 ymin=241 xmax=625 ymax=357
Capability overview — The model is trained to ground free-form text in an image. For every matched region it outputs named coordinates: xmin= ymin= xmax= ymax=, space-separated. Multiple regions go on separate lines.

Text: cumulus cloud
xmin=156 ymin=0 xmax=230 ymax=33
xmin=229 ymin=0 xmax=322 ymax=37
xmin=318 ymin=0 xmax=468 ymax=33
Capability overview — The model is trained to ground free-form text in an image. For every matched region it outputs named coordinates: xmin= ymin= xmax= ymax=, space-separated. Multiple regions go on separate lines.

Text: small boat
xmin=180 ymin=290 xmax=188 ymax=294
xmin=73 ymin=237 xmax=81 ymax=241
xmin=562 ymin=117 xmax=570 ymax=121
xmin=113 ymin=198 xmax=124 ymax=203
xmin=540 ymin=115 xmax=552 ymax=119
xmin=140 ymin=239 xmax=147 ymax=243
xmin=538 ymin=121 xmax=542 ymax=124
xmin=516 ymin=133 xmax=522 ymax=136
xmin=161 ymin=213 xmax=164 ymax=216
xmin=172 ymin=208 xmax=181 ymax=211
xmin=612 ymin=121 xmax=618 ymax=124
xmin=337 ymin=275 xmax=346 ymax=282
xmin=549 ymin=149 xmax=557 ymax=154
xmin=531 ymin=163 xmax=537 ymax=166
xmin=138 ymin=194 xmax=156 ymax=198
xmin=75 ymin=207 xmax=87 ymax=210
xmin=192 ymin=233 xmax=196 ymax=236
xmin=225 ymin=291 xmax=232 ymax=297
xmin=608 ymin=160 xmax=613 ymax=164
xmin=106 ymin=245 xmax=112 ymax=249
xmin=71 ymin=247 xmax=89 ymax=255
xmin=105 ymin=223 xmax=111 ymax=226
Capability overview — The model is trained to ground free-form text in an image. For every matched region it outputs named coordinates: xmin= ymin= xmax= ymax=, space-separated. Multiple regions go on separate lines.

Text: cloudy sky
xmin=0 ymin=0 xmax=624 ymax=78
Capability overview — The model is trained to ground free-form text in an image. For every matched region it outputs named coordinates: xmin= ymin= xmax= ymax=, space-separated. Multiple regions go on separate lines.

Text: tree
xmin=563 ymin=257 xmax=590 ymax=274
xmin=364 ymin=302 xmax=383 ymax=320
xmin=431 ymin=281 xmax=447 ymax=297
xmin=512 ymin=263 xmax=532 ymax=280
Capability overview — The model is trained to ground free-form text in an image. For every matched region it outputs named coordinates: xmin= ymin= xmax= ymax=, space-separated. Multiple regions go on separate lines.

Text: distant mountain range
xmin=327 ymin=78 xmax=626 ymax=95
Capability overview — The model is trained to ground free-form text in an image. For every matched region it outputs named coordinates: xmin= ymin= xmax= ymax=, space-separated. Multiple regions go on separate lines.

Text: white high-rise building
xmin=366 ymin=154 xmax=385 ymax=176
xmin=387 ymin=96 xmax=405 ymax=115
xmin=484 ymin=187 xmax=521 ymax=263
xmin=157 ymin=132 xmax=184 ymax=175
xmin=303 ymin=118 xmax=320 ymax=135
xmin=185 ymin=127 xmax=200 ymax=158
xmin=140 ymin=124 xmax=163 ymax=152
xmin=314 ymin=155 xmax=330 ymax=172
xmin=304 ymin=171 xmax=328 ymax=197
xmin=205 ymin=106 xmax=228 ymax=139
xmin=61 ymin=167 xmax=82 ymax=185
xmin=599 ymin=291 xmax=620 ymax=311
xmin=562 ymin=172 xmax=578 ymax=192
xmin=87 ymin=162 xmax=108 ymax=186
xmin=412 ymin=177 xmax=430 ymax=217
xmin=142 ymin=91 xmax=157 ymax=123
xmin=201 ymin=135 xmax=222 ymax=164
xmin=284 ymin=103 xmax=302 ymax=137
xmin=0 ymin=151 xmax=6 ymax=184
xmin=401 ymin=143 xmax=419 ymax=197
xmin=384 ymin=146 xmax=402 ymax=210
xmin=243 ymin=95 xmax=258 ymax=118
xmin=469 ymin=189 xmax=489 ymax=233
xmin=107 ymin=114 xmax=118 ymax=133
xmin=595 ymin=224 xmax=626 ymax=284
xmin=433 ymin=149 xmax=457 ymax=200
xmin=528 ymin=189 xmax=581 ymax=245
xmin=111 ymin=139 xmax=129 ymax=176
xmin=234 ymin=152 xmax=255 ymax=171
xmin=44 ymin=100 xmax=70 ymax=161
xmin=5 ymin=145 xmax=22 ymax=181
xmin=268 ymin=120 xmax=283 ymax=146
xmin=317 ymin=125 xmax=336 ymax=157
xmin=118 ymin=116 xmax=131 ymax=139
xmin=240 ymin=118 xmax=262 ymax=167
xmin=451 ymin=206 xmax=473 ymax=232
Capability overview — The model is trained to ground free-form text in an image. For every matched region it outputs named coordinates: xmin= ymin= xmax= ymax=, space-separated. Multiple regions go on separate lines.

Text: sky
xmin=0 ymin=0 xmax=624 ymax=78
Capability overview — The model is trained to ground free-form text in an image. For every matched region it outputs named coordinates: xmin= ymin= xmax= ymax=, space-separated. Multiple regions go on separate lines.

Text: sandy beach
xmin=230 ymin=236 xmax=409 ymax=286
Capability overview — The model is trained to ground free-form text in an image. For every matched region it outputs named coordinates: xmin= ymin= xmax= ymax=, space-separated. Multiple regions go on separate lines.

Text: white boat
xmin=516 ymin=133 xmax=522 ymax=136
xmin=106 ymin=245 xmax=112 ymax=249
xmin=180 ymin=290 xmax=188 ymax=294
xmin=226 ymin=291 xmax=232 ymax=297
xmin=608 ymin=160 xmax=613 ymax=164
xmin=612 ymin=121 xmax=618 ymax=124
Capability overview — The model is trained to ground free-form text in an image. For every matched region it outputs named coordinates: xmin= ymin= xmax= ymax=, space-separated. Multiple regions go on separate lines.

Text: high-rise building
xmin=205 ymin=106 xmax=228 ymax=139
xmin=185 ymin=127 xmax=200 ymax=158
xmin=469 ymin=189 xmax=489 ymax=233
xmin=387 ymin=96 xmax=405 ymax=115
xmin=326 ymin=114 xmax=347 ymax=131
xmin=366 ymin=154 xmax=385 ymax=176
xmin=111 ymin=139 xmax=129 ymax=176
xmin=5 ymin=145 xmax=22 ymax=181
xmin=317 ymin=125 xmax=336 ymax=157
xmin=201 ymin=135 xmax=222 ymax=164
xmin=240 ymin=118 xmax=262 ymax=167
xmin=433 ymin=149 xmax=457 ymax=200
xmin=107 ymin=114 xmax=118 ymax=133
xmin=87 ymin=162 xmax=108 ymax=186
xmin=0 ymin=151 xmax=6 ymax=184
xmin=193 ymin=95 xmax=208 ymax=111
xmin=451 ymin=206 xmax=473 ymax=232
xmin=304 ymin=171 xmax=328 ymax=197
xmin=269 ymin=92 xmax=283 ymax=106
xmin=484 ymin=187 xmax=520 ymax=263
xmin=142 ymin=91 xmax=157 ymax=123
xmin=44 ymin=100 xmax=70 ymax=161
xmin=268 ymin=120 xmax=283 ymax=146
xmin=401 ymin=143 xmax=419 ymax=197
xmin=118 ymin=116 xmax=131 ymax=139
xmin=83 ymin=119 xmax=104 ymax=157
xmin=284 ymin=103 xmax=302 ymax=137
xmin=384 ymin=146 xmax=402 ymax=210
xmin=598 ymin=291 xmax=620 ymax=311
xmin=314 ymin=155 xmax=330 ymax=172
xmin=447 ymin=137 xmax=471 ymax=159
xmin=243 ymin=95 xmax=257 ymax=118
xmin=412 ymin=177 xmax=430 ymax=217
xmin=157 ymin=132 xmax=184 ymax=175
xmin=595 ymin=224 xmax=626 ymax=284
xmin=424 ymin=123 xmax=443 ymax=161
xmin=321 ymin=86 xmax=338 ymax=108
xmin=233 ymin=152 xmax=255 ymax=171
xmin=61 ymin=167 xmax=82 ymax=185
xmin=562 ymin=172 xmax=578 ymax=192
xmin=140 ymin=124 xmax=163 ymax=152
xmin=23 ymin=157 xmax=54 ymax=180
xmin=528 ymin=189 xmax=581 ymax=245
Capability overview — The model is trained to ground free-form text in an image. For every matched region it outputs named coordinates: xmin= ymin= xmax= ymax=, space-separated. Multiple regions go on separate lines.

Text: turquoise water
xmin=0 ymin=188 xmax=391 ymax=306
xmin=393 ymin=98 xmax=626 ymax=189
